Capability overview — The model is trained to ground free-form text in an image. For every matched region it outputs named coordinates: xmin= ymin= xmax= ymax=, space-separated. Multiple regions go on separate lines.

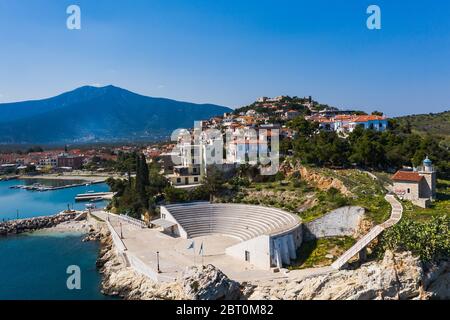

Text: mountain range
xmin=0 ymin=85 xmax=232 ymax=144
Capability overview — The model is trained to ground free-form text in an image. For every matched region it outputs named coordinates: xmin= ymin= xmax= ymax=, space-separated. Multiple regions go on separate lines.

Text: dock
xmin=9 ymin=180 xmax=105 ymax=192
xmin=75 ymin=192 xmax=115 ymax=202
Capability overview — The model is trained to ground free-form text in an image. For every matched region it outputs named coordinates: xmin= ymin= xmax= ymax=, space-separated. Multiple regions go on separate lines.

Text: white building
xmin=392 ymin=157 xmax=437 ymax=208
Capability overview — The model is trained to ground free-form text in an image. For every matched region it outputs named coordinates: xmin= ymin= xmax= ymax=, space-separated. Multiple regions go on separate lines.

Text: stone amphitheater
xmin=158 ymin=202 xmax=302 ymax=270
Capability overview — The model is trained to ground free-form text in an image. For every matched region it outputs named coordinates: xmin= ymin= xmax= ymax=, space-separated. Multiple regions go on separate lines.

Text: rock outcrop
xmin=181 ymin=265 xmax=241 ymax=300
xmin=279 ymin=161 xmax=352 ymax=196
xmin=246 ymin=251 xmax=449 ymax=300
xmin=422 ymin=260 xmax=450 ymax=299
xmin=0 ymin=211 xmax=80 ymax=236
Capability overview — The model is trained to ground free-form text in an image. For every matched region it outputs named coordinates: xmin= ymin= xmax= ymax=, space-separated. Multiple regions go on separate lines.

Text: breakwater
xmin=0 ymin=211 xmax=85 ymax=236
xmin=9 ymin=180 xmax=105 ymax=192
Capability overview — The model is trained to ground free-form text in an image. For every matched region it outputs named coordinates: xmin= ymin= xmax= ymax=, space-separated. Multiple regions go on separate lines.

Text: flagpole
xmin=193 ymin=241 xmax=196 ymax=266
xmin=202 ymin=243 xmax=204 ymax=266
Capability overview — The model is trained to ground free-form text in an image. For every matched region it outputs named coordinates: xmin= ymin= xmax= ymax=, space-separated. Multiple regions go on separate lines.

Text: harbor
xmin=9 ymin=180 xmax=105 ymax=192
xmin=0 ymin=178 xmax=110 ymax=221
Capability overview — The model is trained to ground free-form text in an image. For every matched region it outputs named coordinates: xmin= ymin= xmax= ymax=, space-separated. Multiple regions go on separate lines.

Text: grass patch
xmin=289 ymin=236 xmax=356 ymax=269
xmin=401 ymin=179 xmax=450 ymax=222
xmin=300 ymin=188 xmax=350 ymax=223
xmin=315 ymin=168 xmax=391 ymax=224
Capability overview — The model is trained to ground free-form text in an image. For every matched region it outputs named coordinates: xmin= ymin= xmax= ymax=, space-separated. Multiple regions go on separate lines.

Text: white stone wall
xmin=304 ymin=206 xmax=365 ymax=240
xmin=225 ymin=235 xmax=271 ymax=270
xmin=393 ymin=181 xmax=420 ymax=200
xmin=160 ymin=206 xmax=188 ymax=238
xmin=270 ymin=234 xmax=298 ymax=268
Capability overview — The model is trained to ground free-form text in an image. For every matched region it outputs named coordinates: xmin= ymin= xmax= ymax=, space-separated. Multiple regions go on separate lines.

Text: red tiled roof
xmin=392 ymin=171 xmax=424 ymax=182
xmin=352 ymin=115 xmax=386 ymax=122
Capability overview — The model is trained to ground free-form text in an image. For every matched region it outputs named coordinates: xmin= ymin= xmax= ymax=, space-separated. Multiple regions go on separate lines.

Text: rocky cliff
xmin=245 ymin=251 xmax=449 ymax=300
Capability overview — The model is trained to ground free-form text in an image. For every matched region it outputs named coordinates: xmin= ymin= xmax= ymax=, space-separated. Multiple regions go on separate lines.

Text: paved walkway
xmin=91 ymin=210 xmax=313 ymax=283
xmin=331 ymin=194 xmax=403 ymax=270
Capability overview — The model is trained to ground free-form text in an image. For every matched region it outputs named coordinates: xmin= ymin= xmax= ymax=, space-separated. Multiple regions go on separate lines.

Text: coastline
xmin=18 ymin=174 xmax=108 ymax=183
xmin=3 ymin=209 xmax=448 ymax=300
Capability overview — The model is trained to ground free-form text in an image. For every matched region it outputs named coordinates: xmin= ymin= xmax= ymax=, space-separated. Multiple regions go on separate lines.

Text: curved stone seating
xmin=163 ymin=202 xmax=300 ymax=241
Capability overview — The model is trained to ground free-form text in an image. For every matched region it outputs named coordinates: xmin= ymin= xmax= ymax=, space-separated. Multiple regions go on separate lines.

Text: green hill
xmin=395 ymin=111 xmax=450 ymax=138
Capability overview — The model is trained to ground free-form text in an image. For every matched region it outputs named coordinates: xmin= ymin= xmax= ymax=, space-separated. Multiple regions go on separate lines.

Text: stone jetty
xmin=0 ymin=211 xmax=85 ymax=236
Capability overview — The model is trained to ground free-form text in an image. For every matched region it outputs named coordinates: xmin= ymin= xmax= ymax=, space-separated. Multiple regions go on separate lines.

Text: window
xmin=194 ymin=177 xmax=198 ymax=182
xmin=245 ymin=251 xmax=250 ymax=262
xmin=407 ymin=188 xmax=410 ymax=194
xmin=176 ymin=178 xmax=181 ymax=183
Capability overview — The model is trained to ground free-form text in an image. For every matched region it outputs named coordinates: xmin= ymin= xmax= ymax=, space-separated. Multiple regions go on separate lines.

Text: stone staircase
xmin=331 ymin=194 xmax=403 ymax=270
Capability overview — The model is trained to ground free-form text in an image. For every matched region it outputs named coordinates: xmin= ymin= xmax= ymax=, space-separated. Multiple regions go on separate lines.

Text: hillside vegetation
xmin=395 ymin=111 xmax=450 ymax=136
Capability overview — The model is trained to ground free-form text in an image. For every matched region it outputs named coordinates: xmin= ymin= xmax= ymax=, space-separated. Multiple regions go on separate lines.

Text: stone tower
xmin=418 ymin=156 xmax=437 ymax=200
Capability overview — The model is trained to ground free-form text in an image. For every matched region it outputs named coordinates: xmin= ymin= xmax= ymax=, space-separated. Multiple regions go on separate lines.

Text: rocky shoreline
xmin=93 ymin=221 xmax=449 ymax=300
xmin=3 ymin=211 xmax=448 ymax=300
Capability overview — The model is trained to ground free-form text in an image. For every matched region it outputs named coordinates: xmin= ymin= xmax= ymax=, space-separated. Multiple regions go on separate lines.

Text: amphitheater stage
xmin=99 ymin=211 xmax=294 ymax=282
xmin=160 ymin=202 xmax=303 ymax=270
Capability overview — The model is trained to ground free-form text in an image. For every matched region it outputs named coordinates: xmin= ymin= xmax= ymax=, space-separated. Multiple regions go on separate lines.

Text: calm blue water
xmin=0 ymin=232 xmax=111 ymax=300
xmin=0 ymin=179 xmax=113 ymax=300
xmin=0 ymin=179 xmax=109 ymax=220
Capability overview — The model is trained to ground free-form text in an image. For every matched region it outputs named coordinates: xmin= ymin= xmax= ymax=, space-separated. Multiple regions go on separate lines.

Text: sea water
xmin=0 ymin=179 xmax=109 ymax=220
xmin=0 ymin=231 xmax=112 ymax=300
xmin=0 ymin=179 xmax=113 ymax=300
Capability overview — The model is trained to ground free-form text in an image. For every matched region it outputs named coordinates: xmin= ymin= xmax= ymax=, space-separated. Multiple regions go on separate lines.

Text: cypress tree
xmin=141 ymin=154 xmax=150 ymax=188
xmin=135 ymin=153 xmax=149 ymax=209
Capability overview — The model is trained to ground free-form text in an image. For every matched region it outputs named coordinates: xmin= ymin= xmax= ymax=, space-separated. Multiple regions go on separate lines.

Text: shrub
xmin=379 ymin=215 xmax=450 ymax=262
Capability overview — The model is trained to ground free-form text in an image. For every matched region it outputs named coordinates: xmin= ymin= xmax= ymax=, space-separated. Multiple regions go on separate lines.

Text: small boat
xmin=85 ymin=203 xmax=96 ymax=209
xmin=89 ymin=197 xmax=104 ymax=203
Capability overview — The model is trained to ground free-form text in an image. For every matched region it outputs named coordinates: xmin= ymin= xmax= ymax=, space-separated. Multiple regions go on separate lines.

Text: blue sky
xmin=0 ymin=0 xmax=449 ymax=116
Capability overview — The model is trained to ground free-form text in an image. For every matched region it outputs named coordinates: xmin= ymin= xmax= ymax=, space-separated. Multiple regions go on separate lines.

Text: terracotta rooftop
xmin=352 ymin=115 xmax=386 ymax=122
xmin=392 ymin=171 xmax=424 ymax=182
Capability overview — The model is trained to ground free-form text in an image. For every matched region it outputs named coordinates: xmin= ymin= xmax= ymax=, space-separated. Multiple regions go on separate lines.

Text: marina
xmin=9 ymin=180 xmax=105 ymax=192
xmin=0 ymin=179 xmax=110 ymax=220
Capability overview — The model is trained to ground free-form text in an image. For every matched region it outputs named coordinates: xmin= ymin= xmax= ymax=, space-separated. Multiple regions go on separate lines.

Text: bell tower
xmin=418 ymin=156 xmax=437 ymax=200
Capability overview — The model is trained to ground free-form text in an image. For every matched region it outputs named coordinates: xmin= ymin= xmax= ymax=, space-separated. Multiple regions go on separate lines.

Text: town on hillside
xmin=1 ymin=94 xmax=449 ymax=300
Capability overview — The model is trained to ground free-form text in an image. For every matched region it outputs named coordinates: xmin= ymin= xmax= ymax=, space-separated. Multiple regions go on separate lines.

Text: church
xmin=392 ymin=157 xmax=437 ymax=208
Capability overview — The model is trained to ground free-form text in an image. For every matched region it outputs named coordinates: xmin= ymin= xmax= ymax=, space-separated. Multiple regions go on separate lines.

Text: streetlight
xmin=16 ymin=209 xmax=19 ymax=220
xmin=156 ymin=251 xmax=161 ymax=273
